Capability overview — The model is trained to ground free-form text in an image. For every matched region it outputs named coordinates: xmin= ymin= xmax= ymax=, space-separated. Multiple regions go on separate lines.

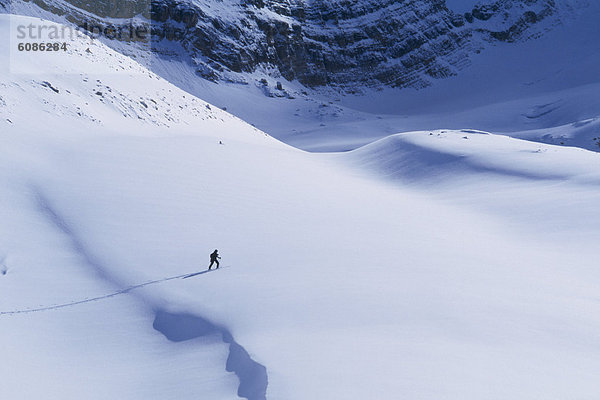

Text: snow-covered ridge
xmin=342 ymin=129 xmax=600 ymax=185
xmin=0 ymin=14 xmax=277 ymax=148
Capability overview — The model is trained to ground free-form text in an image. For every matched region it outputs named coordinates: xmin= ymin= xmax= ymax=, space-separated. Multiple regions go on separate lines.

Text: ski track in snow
xmin=0 ymin=267 xmax=232 ymax=316
xmin=0 ymin=272 xmax=189 ymax=316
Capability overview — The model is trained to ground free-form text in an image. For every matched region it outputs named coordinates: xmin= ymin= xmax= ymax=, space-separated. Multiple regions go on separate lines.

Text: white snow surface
xmin=2 ymin=14 xmax=600 ymax=400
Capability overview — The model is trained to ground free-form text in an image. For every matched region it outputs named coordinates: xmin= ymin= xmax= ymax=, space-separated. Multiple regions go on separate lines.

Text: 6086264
xmin=17 ymin=42 xmax=68 ymax=52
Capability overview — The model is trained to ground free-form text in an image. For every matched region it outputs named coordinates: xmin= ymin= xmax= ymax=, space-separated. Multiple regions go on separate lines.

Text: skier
xmin=208 ymin=249 xmax=220 ymax=270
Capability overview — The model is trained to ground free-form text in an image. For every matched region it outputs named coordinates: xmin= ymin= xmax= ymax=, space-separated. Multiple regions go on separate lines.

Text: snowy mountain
xmin=2 ymin=13 xmax=600 ymax=400
xmin=3 ymin=0 xmax=599 ymax=152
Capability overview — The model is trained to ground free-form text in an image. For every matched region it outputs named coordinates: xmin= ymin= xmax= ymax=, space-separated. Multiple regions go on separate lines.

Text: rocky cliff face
xmin=3 ymin=0 xmax=574 ymax=91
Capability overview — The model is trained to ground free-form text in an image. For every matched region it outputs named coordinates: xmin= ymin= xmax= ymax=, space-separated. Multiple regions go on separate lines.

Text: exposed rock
xmin=6 ymin=0 xmax=569 ymax=91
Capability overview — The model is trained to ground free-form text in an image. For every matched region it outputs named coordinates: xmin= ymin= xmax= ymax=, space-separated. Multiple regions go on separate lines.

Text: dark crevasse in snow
xmin=153 ymin=310 xmax=268 ymax=400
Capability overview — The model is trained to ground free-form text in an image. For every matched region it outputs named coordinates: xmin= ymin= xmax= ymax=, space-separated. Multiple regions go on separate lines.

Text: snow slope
xmin=2 ymin=14 xmax=600 ymax=400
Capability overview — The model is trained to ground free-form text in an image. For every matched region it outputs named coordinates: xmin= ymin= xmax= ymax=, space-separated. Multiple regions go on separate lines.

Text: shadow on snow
xmin=153 ymin=310 xmax=268 ymax=400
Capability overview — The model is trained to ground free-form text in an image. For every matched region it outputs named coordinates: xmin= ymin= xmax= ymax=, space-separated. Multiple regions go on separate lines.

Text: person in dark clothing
xmin=209 ymin=249 xmax=220 ymax=270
